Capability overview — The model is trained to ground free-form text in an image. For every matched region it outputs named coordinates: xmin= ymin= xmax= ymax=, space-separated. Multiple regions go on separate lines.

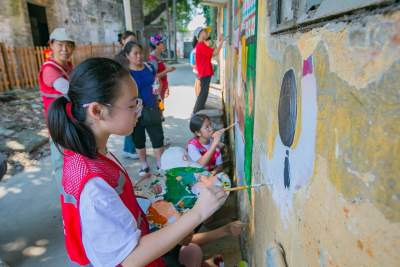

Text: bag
xmin=158 ymin=99 xmax=165 ymax=111
xmin=141 ymin=106 xmax=162 ymax=126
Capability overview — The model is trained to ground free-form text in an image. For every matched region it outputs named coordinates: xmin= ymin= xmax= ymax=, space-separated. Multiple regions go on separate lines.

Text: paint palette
xmin=134 ymin=176 xmax=166 ymax=202
xmin=134 ymin=168 xmax=232 ymax=229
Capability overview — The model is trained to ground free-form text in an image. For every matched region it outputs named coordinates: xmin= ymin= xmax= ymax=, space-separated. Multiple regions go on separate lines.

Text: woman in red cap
xmin=192 ymin=27 xmax=225 ymax=114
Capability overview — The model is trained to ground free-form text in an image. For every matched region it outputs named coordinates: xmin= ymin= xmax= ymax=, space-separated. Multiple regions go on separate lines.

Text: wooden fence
xmin=0 ymin=43 xmax=119 ymax=92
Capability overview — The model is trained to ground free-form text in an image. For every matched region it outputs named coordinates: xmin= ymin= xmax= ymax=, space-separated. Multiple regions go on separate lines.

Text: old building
xmin=205 ymin=0 xmax=400 ymax=266
xmin=0 ymin=0 xmax=125 ymax=46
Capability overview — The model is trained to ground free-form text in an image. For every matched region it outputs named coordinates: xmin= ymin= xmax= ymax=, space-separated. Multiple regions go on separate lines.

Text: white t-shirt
xmin=187 ymin=142 xmax=223 ymax=166
xmin=79 ymin=178 xmax=141 ymax=267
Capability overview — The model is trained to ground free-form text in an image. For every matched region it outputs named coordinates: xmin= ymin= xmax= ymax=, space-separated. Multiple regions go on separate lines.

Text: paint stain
xmin=343 ymin=207 xmax=349 ymax=218
xmin=328 ymin=259 xmax=339 ymax=267
xmin=302 ymin=56 xmax=313 ymax=76
xmin=357 ymin=240 xmax=364 ymax=250
xmin=366 ymin=248 xmax=374 ymax=257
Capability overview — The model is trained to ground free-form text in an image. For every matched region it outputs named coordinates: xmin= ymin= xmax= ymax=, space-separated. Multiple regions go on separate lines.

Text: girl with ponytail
xmin=48 ymin=57 xmax=227 ymax=267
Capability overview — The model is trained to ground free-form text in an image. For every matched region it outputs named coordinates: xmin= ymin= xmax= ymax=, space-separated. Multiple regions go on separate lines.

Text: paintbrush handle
xmin=225 ymin=184 xmax=264 ymax=192
xmin=224 ymin=123 xmax=236 ymax=131
xmin=225 ymin=185 xmax=250 ymax=192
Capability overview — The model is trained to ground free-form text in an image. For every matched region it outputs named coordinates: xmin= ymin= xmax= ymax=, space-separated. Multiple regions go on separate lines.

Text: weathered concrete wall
xmin=249 ymin=2 xmax=399 ymax=267
xmin=0 ymin=0 xmax=125 ymax=46
xmin=220 ymin=1 xmax=399 ymax=266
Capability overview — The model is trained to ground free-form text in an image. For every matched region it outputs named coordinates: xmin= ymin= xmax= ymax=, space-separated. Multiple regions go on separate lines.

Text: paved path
xmin=0 ymin=63 xmax=241 ymax=266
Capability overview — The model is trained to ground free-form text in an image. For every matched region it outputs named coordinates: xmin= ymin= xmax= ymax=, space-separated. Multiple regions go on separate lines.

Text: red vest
xmin=148 ymin=54 xmax=168 ymax=98
xmin=61 ymin=149 xmax=164 ymax=267
xmin=188 ymin=138 xmax=221 ymax=171
xmin=38 ymin=58 xmax=72 ymax=116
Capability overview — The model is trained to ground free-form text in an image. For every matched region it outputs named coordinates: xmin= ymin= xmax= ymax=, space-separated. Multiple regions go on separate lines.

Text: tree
xmin=143 ymin=0 xmax=201 ymax=30
xmin=131 ymin=0 xmax=144 ymax=37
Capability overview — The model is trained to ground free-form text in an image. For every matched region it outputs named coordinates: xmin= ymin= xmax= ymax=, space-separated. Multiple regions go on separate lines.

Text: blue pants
xmin=123 ymin=135 xmax=137 ymax=154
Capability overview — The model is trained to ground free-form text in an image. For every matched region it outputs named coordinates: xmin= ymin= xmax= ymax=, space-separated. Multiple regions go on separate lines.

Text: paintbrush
xmin=224 ymin=122 xmax=237 ymax=131
xmin=225 ymin=183 xmax=265 ymax=192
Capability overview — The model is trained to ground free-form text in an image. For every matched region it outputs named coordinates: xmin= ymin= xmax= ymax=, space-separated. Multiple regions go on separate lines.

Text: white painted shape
xmin=259 ymin=64 xmax=318 ymax=225
xmin=291 ymin=73 xmax=317 ymax=189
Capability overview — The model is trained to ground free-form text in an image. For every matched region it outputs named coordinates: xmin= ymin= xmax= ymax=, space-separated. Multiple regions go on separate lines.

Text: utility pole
xmin=172 ymin=0 xmax=177 ymax=61
xmin=123 ymin=0 xmax=132 ymax=31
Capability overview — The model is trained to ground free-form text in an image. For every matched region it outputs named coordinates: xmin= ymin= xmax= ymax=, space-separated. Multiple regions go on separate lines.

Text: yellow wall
xmin=223 ymin=1 xmax=400 ymax=266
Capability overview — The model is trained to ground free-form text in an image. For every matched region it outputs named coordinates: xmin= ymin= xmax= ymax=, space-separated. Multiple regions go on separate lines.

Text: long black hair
xmin=120 ymin=30 xmax=136 ymax=45
xmin=192 ymin=36 xmax=198 ymax=49
xmin=123 ymin=41 xmax=143 ymax=56
xmin=47 ymin=57 xmax=129 ymax=158
xmin=189 ymin=114 xmax=210 ymax=134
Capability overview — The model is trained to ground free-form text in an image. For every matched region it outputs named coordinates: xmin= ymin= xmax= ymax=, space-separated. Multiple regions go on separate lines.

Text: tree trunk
xmin=144 ymin=2 xmax=167 ymax=25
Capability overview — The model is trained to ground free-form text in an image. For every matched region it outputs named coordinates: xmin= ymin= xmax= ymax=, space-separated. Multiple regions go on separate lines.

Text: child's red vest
xmin=61 ymin=149 xmax=164 ymax=267
xmin=188 ymin=138 xmax=221 ymax=171
xmin=38 ymin=58 xmax=72 ymax=116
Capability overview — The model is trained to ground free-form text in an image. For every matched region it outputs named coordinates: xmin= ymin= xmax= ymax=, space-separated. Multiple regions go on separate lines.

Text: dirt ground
xmin=0 ymin=89 xmax=50 ymax=179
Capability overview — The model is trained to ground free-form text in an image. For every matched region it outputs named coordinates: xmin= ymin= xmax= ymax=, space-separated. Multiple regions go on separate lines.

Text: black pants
xmin=132 ymin=118 xmax=164 ymax=149
xmin=193 ymin=76 xmax=211 ymax=114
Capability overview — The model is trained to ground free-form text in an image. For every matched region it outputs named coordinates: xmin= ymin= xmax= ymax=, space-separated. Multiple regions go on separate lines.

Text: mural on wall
xmin=260 ymin=55 xmax=318 ymax=224
xmin=233 ymin=0 xmax=257 ymax=187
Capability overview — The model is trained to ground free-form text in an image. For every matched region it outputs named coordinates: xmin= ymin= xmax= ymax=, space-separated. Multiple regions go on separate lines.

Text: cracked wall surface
xmin=221 ymin=1 xmax=399 ymax=266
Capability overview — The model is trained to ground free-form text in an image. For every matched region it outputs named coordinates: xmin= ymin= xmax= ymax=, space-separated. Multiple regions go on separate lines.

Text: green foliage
xmin=202 ymin=5 xmax=212 ymax=26
xmin=144 ymin=0 xmax=201 ymax=30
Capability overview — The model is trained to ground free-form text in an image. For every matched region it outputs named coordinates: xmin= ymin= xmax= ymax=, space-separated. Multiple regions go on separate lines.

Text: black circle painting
xmin=278 ymin=69 xmax=297 ymax=188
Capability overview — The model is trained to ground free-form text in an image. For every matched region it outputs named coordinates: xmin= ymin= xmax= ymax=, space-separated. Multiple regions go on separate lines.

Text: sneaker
xmin=122 ymin=151 xmax=139 ymax=160
xmin=154 ymin=167 xmax=163 ymax=177
xmin=139 ymin=167 xmax=150 ymax=177
xmin=164 ymin=137 xmax=171 ymax=147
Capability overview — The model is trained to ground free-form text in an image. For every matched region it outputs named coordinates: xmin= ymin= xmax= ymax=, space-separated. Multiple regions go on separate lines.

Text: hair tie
xmin=65 ymin=102 xmax=77 ymax=122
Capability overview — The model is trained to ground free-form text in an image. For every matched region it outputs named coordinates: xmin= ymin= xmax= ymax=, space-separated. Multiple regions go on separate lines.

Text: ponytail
xmin=48 ymin=96 xmax=97 ymax=158
xmin=192 ymin=36 xmax=198 ymax=49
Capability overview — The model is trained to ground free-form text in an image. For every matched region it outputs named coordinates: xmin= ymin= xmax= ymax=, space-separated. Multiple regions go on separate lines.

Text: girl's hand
xmin=218 ymin=34 xmax=224 ymax=43
xmin=212 ymin=129 xmax=225 ymax=146
xmin=198 ymin=175 xmax=219 ymax=187
xmin=168 ymin=66 xmax=176 ymax=72
xmin=224 ymin=220 xmax=246 ymax=237
xmin=179 ymin=232 xmax=194 ymax=246
xmin=192 ymin=185 xmax=227 ymax=221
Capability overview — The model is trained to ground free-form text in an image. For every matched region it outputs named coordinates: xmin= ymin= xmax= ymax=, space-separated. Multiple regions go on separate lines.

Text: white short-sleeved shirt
xmin=187 ymin=143 xmax=223 ymax=166
xmin=79 ymin=178 xmax=141 ymax=267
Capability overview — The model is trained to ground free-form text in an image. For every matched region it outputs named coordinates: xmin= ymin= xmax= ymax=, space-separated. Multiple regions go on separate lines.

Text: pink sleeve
xmin=42 ymin=67 xmax=63 ymax=87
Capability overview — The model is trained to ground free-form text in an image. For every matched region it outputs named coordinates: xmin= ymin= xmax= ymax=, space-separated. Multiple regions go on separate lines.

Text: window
xmin=269 ymin=0 xmax=396 ymax=34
